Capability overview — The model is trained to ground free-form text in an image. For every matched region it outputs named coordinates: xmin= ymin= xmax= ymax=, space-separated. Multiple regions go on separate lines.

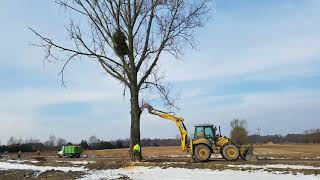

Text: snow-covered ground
xmin=227 ymin=164 xmax=320 ymax=170
xmin=6 ymin=159 xmax=39 ymax=163
xmin=0 ymin=160 xmax=319 ymax=179
xmin=259 ymin=156 xmax=320 ymax=160
xmin=79 ymin=166 xmax=319 ymax=180
xmin=55 ymin=160 xmax=95 ymax=165
xmin=0 ymin=161 xmax=87 ymax=173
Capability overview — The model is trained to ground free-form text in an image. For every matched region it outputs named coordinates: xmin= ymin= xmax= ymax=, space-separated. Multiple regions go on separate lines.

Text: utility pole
xmin=257 ymin=124 xmax=261 ymax=136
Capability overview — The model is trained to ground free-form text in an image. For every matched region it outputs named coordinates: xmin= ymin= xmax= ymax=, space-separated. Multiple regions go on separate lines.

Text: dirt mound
xmin=37 ymin=170 xmax=84 ymax=180
xmin=0 ymin=170 xmax=35 ymax=180
xmin=86 ymin=159 xmax=129 ymax=170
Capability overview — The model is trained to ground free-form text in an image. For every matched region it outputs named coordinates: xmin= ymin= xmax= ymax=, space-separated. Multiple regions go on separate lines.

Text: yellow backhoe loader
xmin=141 ymin=103 xmax=257 ymax=162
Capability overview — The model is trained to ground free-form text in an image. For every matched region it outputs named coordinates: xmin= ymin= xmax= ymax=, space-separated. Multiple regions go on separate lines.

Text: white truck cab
xmin=58 ymin=146 xmax=64 ymax=158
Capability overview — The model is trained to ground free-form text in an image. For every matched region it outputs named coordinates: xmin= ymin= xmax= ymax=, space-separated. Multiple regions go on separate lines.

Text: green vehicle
xmin=58 ymin=146 xmax=82 ymax=158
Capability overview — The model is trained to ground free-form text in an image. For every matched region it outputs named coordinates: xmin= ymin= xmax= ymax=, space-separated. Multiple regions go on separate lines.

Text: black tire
xmin=222 ymin=144 xmax=240 ymax=161
xmin=240 ymin=150 xmax=247 ymax=161
xmin=220 ymin=151 xmax=225 ymax=159
xmin=194 ymin=144 xmax=211 ymax=162
xmin=191 ymin=155 xmax=198 ymax=163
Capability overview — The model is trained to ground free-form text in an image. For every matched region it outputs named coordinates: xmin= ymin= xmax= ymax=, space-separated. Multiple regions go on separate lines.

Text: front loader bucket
xmin=240 ymin=144 xmax=258 ymax=162
xmin=245 ymin=153 xmax=257 ymax=162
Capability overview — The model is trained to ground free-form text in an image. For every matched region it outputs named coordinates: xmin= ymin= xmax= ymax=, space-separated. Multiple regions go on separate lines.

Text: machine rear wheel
xmin=222 ymin=144 xmax=239 ymax=161
xmin=194 ymin=144 xmax=211 ymax=162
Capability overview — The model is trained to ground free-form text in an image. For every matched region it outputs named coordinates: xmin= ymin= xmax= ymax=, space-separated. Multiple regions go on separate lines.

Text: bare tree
xmin=56 ymin=138 xmax=68 ymax=147
xmin=25 ymin=138 xmax=40 ymax=144
xmin=230 ymin=119 xmax=248 ymax=145
xmin=30 ymin=0 xmax=212 ymax=153
xmin=44 ymin=135 xmax=57 ymax=147
xmin=304 ymin=129 xmax=320 ymax=144
xmin=16 ymin=138 xmax=23 ymax=145
xmin=7 ymin=137 xmax=16 ymax=145
xmin=88 ymin=136 xmax=100 ymax=145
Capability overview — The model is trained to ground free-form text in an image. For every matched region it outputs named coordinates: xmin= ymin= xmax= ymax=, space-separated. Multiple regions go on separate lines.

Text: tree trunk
xmin=129 ymin=87 xmax=142 ymax=160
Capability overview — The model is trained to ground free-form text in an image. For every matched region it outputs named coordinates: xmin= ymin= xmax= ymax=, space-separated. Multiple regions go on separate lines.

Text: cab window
xmin=204 ymin=127 xmax=214 ymax=143
xmin=204 ymin=127 xmax=213 ymax=137
xmin=194 ymin=127 xmax=204 ymax=139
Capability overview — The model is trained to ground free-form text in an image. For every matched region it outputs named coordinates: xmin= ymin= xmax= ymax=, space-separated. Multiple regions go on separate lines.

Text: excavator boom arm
xmin=142 ymin=104 xmax=189 ymax=152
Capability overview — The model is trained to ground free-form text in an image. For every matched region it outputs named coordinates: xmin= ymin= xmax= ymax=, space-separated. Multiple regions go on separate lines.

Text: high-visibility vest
xmin=133 ymin=144 xmax=141 ymax=152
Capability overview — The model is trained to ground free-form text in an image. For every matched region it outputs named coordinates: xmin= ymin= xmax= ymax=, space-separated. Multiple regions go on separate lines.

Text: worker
xmin=132 ymin=144 xmax=141 ymax=162
xmin=18 ymin=151 xmax=21 ymax=159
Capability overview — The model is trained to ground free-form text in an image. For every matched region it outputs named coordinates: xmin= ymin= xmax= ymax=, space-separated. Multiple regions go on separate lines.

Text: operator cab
xmin=194 ymin=124 xmax=217 ymax=144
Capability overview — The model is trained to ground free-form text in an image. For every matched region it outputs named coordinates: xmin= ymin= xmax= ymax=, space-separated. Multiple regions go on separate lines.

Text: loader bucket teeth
xmin=245 ymin=153 xmax=257 ymax=162
xmin=244 ymin=144 xmax=258 ymax=162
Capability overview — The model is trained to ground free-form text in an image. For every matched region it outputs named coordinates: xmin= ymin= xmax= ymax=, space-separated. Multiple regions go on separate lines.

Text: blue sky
xmin=0 ymin=0 xmax=320 ymax=144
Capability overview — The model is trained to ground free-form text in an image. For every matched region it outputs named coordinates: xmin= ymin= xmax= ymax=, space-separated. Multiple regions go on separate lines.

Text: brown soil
xmin=1 ymin=144 xmax=320 ymax=179
xmin=0 ymin=169 xmax=84 ymax=180
xmin=84 ymin=144 xmax=320 ymax=159
xmin=255 ymin=144 xmax=320 ymax=158
xmin=84 ymin=146 xmax=186 ymax=158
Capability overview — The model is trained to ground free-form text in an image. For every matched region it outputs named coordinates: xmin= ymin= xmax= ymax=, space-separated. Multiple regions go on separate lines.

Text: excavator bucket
xmin=241 ymin=144 xmax=257 ymax=162
xmin=141 ymin=103 xmax=154 ymax=113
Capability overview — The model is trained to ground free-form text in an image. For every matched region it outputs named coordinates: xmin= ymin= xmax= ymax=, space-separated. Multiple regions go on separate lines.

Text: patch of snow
xmin=227 ymin=164 xmax=320 ymax=170
xmin=29 ymin=161 xmax=39 ymax=163
xmin=166 ymin=154 xmax=191 ymax=158
xmin=301 ymin=157 xmax=311 ymax=160
xmin=78 ymin=166 xmax=318 ymax=180
xmin=56 ymin=160 xmax=95 ymax=165
xmin=301 ymin=157 xmax=320 ymax=160
xmin=70 ymin=161 xmax=95 ymax=165
xmin=264 ymin=157 xmax=290 ymax=160
xmin=211 ymin=154 xmax=223 ymax=158
xmin=6 ymin=159 xmax=39 ymax=164
xmin=0 ymin=162 xmax=87 ymax=173
xmin=161 ymin=162 xmax=188 ymax=165
xmin=7 ymin=159 xmax=27 ymax=163
xmin=147 ymin=155 xmax=159 ymax=158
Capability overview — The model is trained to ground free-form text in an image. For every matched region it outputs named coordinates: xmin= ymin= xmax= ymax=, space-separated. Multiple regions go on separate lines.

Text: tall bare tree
xmin=88 ymin=136 xmax=100 ymax=145
xmin=31 ymin=0 xmax=212 ymax=153
xmin=44 ymin=135 xmax=57 ymax=147
xmin=7 ymin=137 xmax=17 ymax=145
xmin=230 ymin=119 xmax=248 ymax=145
xmin=56 ymin=138 xmax=68 ymax=147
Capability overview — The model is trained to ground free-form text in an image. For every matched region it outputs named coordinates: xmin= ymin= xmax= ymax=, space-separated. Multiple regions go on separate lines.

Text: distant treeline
xmin=0 ymin=143 xmax=45 ymax=153
xmin=248 ymin=129 xmax=320 ymax=144
xmin=79 ymin=138 xmax=180 ymax=150
xmin=0 ymin=135 xmax=180 ymax=153
xmin=1 ymin=129 xmax=319 ymax=153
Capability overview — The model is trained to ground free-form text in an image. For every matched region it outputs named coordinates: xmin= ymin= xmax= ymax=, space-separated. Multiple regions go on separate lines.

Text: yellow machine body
xmin=141 ymin=103 xmax=256 ymax=162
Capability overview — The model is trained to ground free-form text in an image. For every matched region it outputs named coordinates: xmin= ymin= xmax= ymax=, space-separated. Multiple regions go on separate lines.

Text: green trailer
xmin=58 ymin=146 xmax=82 ymax=158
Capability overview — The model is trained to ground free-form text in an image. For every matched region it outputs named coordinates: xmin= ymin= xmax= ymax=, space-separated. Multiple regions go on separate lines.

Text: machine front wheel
xmin=194 ymin=144 xmax=211 ymax=162
xmin=222 ymin=144 xmax=240 ymax=161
